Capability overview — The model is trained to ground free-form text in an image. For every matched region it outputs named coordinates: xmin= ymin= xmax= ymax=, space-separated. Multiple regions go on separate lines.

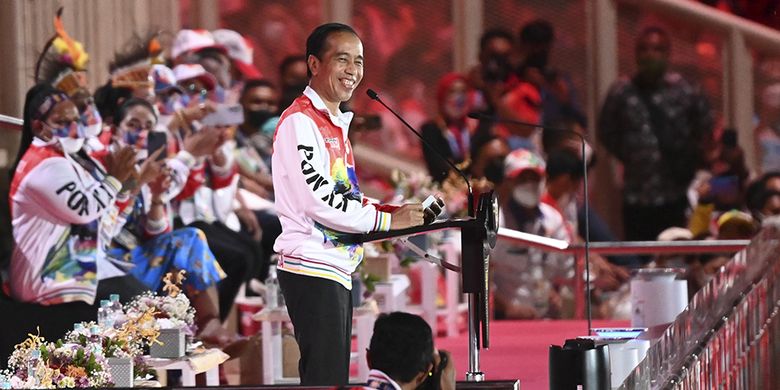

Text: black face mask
xmin=245 ymin=109 xmax=275 ymax=129
xmin=525 ymin=51 xmax=549 ymax=71
xmin=483 ymin=159 xmax=505 ymax=185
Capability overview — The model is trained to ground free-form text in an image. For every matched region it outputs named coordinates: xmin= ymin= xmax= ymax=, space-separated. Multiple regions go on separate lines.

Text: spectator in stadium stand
xmin=238 ymin=79 xmax=281 ymax=170
xmin=754 ymin=83 xmax=780 ymax=174
xmin=514 ymin=19 xmax=587 ymax=129
xmin=598 ymin=26 xmax=714 ymax=242
xmin=211 ymin=29 xmax=263 ymax=103
xmin=278 ymin=54 xmax=309 ymax=111
xmin=420 ymin=72 xmax=477 ymax=183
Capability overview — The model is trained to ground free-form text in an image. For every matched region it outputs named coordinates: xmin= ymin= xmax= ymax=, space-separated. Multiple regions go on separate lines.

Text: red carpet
xmin=435 ymin=319 xmax=630 ymax=390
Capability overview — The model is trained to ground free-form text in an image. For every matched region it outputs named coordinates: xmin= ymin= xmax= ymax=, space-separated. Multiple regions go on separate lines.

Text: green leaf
xmin=362 ymin=273 xmax=381 ymax=293
xmin=400 ymin=256 xmax=417 ymax=267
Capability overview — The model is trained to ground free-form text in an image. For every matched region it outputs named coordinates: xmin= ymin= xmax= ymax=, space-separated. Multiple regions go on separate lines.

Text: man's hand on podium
xmin=390 ymin=204 xmax=425 ymax=230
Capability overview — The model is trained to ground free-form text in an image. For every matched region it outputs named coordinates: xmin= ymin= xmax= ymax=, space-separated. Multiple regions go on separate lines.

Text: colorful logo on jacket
xmin=330 ymin=158 xmax=360 ymax=198
xmin=316 ymin=157 xmax=364 ymax=263
xmin=41 ymin=223 xmax=98 ymax=285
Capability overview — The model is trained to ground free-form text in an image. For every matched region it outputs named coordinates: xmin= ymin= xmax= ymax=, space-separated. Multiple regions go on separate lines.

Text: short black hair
xmin=113 ymin=97 xmax=157 ymax=127
xmin=546 ymin=150 xmax=582 ymax=180
xmin=305 ymin=23 xmax=359 ymax=78
xmin=278 ymin=54 xmax=307 ymax=77
xmin=479 ymin=28 xmax=514 ymax=52
xmin=368 ymin=312 xmax=434 ymax=384
xmin=241 ymin=78 xmax=277 ymax=100
xmin=637 ymin=25 xmax=670 ymax=47
xmin=519 ymin=19 xmax=554 ymax=45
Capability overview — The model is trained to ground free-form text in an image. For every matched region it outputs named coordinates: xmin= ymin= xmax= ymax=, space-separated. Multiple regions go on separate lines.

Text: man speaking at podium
xmin=271 ymin=23 xmax=425 ymax=385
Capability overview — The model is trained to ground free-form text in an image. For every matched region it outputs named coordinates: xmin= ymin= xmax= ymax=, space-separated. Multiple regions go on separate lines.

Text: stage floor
xmin=435 ymin=319 xmax=631 ymax=390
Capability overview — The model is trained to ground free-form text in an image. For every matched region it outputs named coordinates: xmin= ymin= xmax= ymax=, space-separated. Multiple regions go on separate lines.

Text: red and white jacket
xmin=272 ymin=87 xmax=396 ymax=289
xmin=9 ymin=139 xmax=122 ymax=304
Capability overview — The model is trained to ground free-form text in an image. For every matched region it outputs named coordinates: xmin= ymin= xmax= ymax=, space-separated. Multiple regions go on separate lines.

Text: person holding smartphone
xmin=102 ymin=98 xmax=236 ymax=346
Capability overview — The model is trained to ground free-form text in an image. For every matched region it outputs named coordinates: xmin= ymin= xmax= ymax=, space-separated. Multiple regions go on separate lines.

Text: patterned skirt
xmin=108 ymin=227 xmax=226 ymax=294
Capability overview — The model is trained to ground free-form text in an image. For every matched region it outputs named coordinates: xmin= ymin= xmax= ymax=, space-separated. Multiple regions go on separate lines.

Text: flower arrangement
xmin=63 ymin=320 xmax=154 ymax=379
xmin=3 ymin=330 xmax=112 ymax=388
xmin=125 ymin=291 xmax=196 ymax=335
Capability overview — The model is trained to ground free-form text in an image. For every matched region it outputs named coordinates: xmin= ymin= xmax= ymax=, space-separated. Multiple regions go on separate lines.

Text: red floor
xmin=435 ymin=319 xmax=630 ymax=390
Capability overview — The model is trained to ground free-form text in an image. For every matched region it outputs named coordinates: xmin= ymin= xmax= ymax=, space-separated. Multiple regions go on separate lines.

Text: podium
xmin=347 ymin=191 xmax=498 ymax=381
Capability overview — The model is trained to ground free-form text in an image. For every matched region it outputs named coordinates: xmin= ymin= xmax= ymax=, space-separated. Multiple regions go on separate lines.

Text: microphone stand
xmin=469 ymin=113 xmax=593 ymax=335
xmin=365 ymin=89 xmax=492 ymax=381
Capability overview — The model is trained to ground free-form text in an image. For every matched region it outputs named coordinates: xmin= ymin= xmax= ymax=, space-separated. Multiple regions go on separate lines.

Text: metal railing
xmin=0 ymin=115 xmax=22 ymax=130
xmin=498 ymin=226 xmax=780 ymax=389
xmin=617 ymin=225 xmax=780 ymax=389
xmin=497 ymin=227 xmax=749 ymax=319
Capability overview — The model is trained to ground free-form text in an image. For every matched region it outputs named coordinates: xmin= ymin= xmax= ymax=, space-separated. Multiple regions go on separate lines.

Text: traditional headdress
xmin=109 ymin=32 xmax=165 ymax=90
xmin=34 ymin=7 xmax=90 ymax=96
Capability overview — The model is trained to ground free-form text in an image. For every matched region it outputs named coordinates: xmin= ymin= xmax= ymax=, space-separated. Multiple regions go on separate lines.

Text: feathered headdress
xmin=109 ymin=31 xmax=164 ymax=90
xmin=34 ymin=7 xmax=89 ymax=96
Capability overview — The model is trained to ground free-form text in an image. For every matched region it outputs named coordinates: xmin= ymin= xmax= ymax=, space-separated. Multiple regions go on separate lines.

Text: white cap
xmin=173 ymin=63 xmax=217 ymax=91
xmin=212 ymin=29 xmax=253 ymax=64
xmin=171 ymin=29 xmax=221 ymax=60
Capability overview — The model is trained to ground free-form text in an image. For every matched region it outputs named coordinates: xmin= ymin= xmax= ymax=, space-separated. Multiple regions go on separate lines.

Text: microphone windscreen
xmin=366 ymin=89 xmax=379 ymax=100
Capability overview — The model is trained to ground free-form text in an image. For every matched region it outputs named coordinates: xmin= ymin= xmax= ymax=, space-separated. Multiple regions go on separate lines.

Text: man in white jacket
xmin=272 ymin=23 xmax=424 ymax=385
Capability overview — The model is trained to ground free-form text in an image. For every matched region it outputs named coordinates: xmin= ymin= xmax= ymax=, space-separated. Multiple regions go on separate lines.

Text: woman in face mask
xmin=9 ymin=83 xmax=137 ymax=308
xmin=420 ymin=73 xmax=476 ymax=183
xmin=107 ymin=98 xmax=237 ymax=346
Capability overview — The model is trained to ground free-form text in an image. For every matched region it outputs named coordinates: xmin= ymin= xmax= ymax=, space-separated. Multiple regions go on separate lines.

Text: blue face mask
xmin=45 ymin=121 xmax=87 ymax=154
xmin=80 ymin=103 xmax=103 ymax=138
xmin=120 ymin=127 xmax=146 ymax=148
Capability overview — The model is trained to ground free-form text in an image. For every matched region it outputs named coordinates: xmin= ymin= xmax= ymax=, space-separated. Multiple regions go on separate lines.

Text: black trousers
xmin=623 ymin=198 xmax=688 ymax=242
xmin=278 ymin=270 xmax=352 ymax=386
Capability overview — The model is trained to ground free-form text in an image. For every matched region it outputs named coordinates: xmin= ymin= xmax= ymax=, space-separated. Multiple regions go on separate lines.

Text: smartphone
xmin=147 ymin=131 xmax=168 ymax=161
xmin=709 ymin=175 xmax=739 ymax=199
xmin=201 ymin=104 xmax=245 ymax=127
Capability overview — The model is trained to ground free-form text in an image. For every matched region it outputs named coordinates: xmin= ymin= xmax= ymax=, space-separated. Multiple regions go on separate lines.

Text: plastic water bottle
xmin=97 ymin=299 xmax=114 ymax=329
xmin=26 ymin=349 xmax=40 ymax=385
xmin=89 ymin=325 xmax=103 ymax=355
xmin=109 ymin=294 xmax=123 ymax=327
xmin=265 ymin=265 xmax=282 ymax=309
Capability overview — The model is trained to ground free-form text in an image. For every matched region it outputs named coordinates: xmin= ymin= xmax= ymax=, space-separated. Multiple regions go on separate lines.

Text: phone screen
xmin=201 ymin=104 xmax=245 ymax=127
xmin=709 ymin=175 xmax=739 ymax=199
xmin=147 ymin=131 xmax=168 ymax=161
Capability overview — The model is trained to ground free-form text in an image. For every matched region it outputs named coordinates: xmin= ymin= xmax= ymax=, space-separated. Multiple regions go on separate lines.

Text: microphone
xmin=472 ymin=112 xmax=594 ymax=335
xmin=366 ymin=88 xmax=475 ymax=217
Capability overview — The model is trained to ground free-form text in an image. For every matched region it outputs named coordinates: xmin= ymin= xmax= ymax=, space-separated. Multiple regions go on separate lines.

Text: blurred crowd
xmin=5 ymin=4 xmax=780 ymax=335
xmin=427 ymin=20 xmax=780 ymax=321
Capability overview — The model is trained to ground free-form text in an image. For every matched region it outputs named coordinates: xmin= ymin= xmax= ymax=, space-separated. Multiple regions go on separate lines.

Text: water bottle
xmin=89 ymin=325 xmax=103 ymax=355
xmin=97 ymin=300 xmax=114 ymax=329
xmin=26 ymin=349 xmax=40 ymax=385
xmin=109 ymin=294 xmax=124 ymax=327
xmin=264 ymin=265 xmax=282 ymax=309
xmin=74 ymin=323 xmax=84 ymax=332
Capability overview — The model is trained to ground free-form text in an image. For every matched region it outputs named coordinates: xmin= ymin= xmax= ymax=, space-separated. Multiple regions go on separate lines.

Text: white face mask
xmin=762 ymin=214 xmax=780 ymax=228
xmin=512 ymin=182 xmax=542 ymax=208
xmin=58 ymin=137 xmax=85 ymax=154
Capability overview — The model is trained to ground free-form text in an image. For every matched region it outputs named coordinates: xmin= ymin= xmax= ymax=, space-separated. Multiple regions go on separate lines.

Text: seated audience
xmin=9 ymin=84 xmax=137 ymax=307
